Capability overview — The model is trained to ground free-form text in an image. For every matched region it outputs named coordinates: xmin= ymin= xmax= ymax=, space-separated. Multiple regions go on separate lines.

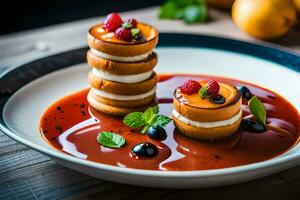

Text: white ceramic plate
xmin=1 ymin=34 xmax=300 ymax=188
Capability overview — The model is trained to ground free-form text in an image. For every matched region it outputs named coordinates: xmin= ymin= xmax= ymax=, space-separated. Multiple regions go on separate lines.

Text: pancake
xmin=87 ymin=51 xmax=157 ymax=75
xmin=173 ymin=115 xmax=242 ymax=140
xmin=88 ymin=89 xmax=156 ymax=108
xmin=88 ymin=71 xmax=158 ymax=95
xmin=88 ymin=90 xmax=157 ymax=116
xmin=87 ymin=23 xmax=158 ymax=57
xmin=173 ymin=82 xmax=241 ymax=122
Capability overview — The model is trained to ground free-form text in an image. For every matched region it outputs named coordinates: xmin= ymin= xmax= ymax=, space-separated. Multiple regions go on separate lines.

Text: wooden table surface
xmin=1 ymin=7 xmax=300 ymax=200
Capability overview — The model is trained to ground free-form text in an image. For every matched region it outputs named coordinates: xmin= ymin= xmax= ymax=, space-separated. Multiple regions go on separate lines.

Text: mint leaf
xmin=141 ymin=106 xmax=159 ymax=134
xmin=159 ymin=0 xmax=207 ymax=22
xmin=153 ymin=115 xmax=172 ymax=127
xmin=142 ymin=106 xmax=159 ymax=122
xmin=131 ymin=28 xmax=140 ymax=37
xmin=248 ymin=96 xmax=266 ymax=125
xmin=97 ymin=132 xmax=125 ymax=148
xmin=123 ymin=112 xmax=145 ymax=128
xmin=159 ymin=1 xmax=178 ymax=19
xmin=174 ymin=9 xmax=185 ymax=19
xmin=122 ymin=22 xmax=133 ymax=29
xmin=183 ymin=4 xmax=208 ymax=24
xmin=199 ymin=87 xmax=210 ymax=98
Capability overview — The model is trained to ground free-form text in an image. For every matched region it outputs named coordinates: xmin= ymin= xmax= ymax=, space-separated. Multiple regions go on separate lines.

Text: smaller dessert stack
xmin=87 ymin=13 xmax=159 ymax=116
xmin=173 ymin=80 xmax=242 ymax=140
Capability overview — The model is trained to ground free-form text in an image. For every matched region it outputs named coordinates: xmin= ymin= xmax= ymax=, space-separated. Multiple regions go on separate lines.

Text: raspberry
xmin=206 ymin=80 xmax=220 ymax=97
xmin=103 ymin=13 xmax=123 ymax=32
xmin=125 ymin=18 xmax=138 ymax=27
xmin=180 ymin=80 xmax=202 ymax=95
xmin=115 ymin=27 xmax=133 ymax=41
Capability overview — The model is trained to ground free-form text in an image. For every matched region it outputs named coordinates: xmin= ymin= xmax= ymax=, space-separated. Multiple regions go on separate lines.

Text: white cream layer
xmin=92 ymin=68 xmax=153 ymax=83
xmin=92 ymin=87 xmax=156 ymax=101
xmin=90 ymin=48 xmax=152 ymax=62
xmin=172 ymin=109 xmax=242 ymax=128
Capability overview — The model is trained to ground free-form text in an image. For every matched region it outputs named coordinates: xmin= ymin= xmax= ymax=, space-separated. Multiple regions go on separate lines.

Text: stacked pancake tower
xmin=86 ymin=16 xmax=159 ymax=116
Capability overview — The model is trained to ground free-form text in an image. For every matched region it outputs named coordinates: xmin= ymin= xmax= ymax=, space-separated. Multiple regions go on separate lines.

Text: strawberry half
xmin=206 ymin=80 xmax=220 ymax=97
xmin=103 ymin=13 xmax=123 ymax=32
xmin=180 ymin=80 xmax=202 ymax=95
xmin=199 ymin=80 xmax=220 ymax=98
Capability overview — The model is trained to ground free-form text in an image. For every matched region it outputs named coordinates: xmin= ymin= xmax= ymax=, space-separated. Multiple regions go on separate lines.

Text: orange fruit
xmin=232 ymin=0 xmax=297 ymax=40
xmin=294 ymin=0 xmax=300 ymax=12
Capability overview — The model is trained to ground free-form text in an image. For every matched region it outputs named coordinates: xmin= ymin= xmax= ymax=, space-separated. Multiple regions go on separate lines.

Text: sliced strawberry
xmin=180 ymin=80 xmax=202 ymax=95
xmin=103 ymin=13 xmax=123 ymax=32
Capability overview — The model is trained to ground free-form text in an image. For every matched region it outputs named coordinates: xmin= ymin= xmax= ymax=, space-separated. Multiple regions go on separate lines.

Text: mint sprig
xmin=159 ymin=0 xmax=208 ymax=24
xmin=183 ymin=4 xmax=208 ymax=24
xmin=123 ymin=106 xmax=172 ymax=134
xmin=97 ymin=131 xmax=125 ymax=148
xmin=248 ymin=96 xmax=266 ymax=125
xmin=153 ymin=115 xmax=172 ymax=127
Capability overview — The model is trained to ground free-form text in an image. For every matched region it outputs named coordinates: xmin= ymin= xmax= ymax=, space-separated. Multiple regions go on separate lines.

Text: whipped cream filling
xmin=92 ymin=87 xmax=156 ymax=101
xmin=90 ymin=48 xmax=152 ymax=62
xmin=172 ymin=109 xmax=242 ymax=128
xmin=92 ymin=68 xmax=153 ymax=83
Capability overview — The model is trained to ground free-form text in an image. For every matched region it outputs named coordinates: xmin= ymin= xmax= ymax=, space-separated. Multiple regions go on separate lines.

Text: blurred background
xmin=1 ymin=0 xmax=299 ymax=41
xmin=0 ymin=0 xmax=164 ymax=35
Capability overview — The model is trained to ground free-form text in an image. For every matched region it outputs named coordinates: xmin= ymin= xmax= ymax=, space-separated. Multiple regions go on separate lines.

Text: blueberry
xmin=241 ymin=119 xmax=266 ymax=133
xmin=209 ymin=94 xmax=226 ymax=104
xmin=131 ymin=142 xmax=158 ymax=157
xmin=237 ymin=85 xmax=252 ymax=100
xmin=147 ymin=126 xmax=167 ymax=141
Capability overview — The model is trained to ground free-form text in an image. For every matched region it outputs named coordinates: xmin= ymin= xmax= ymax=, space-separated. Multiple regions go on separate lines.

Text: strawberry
xmin=199 ymin=80 xmax=220 ymax=98
xmin=103 ymin=13 xmax=123 ymax=32
xmin=115 ymin=27 xmax=133 ymax=41
xmin=125 ymin=18 xmax=138 ymax=27
xmin=206 ymin=80 xmax=220 ymax=97
xmin=180 ymin=80 xmax=202 ymax=95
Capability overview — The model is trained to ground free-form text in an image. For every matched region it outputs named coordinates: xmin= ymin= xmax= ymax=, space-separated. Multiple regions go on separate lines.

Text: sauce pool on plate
xmin=39 ymin=74 xmax=300 ymax=171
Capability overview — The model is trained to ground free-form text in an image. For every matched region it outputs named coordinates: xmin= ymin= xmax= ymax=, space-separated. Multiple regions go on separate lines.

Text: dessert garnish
xmin=131 ymin=142 xmax=158 ymax=158
xmin=115 ymin=27 xmax=133 ymax=41
xmin=247 ymin=96 xmax=290 ymax=136
xmin=209 ymin=94 xmax=226 ymax=104
xmin=103 ymin=13 xmax=142 ymax=42
xmin=237 ymin=85 xmax=252 ymax=100
xmin=199 ymin=80 xmax=220 ymax=98
xmin=124 ymin=18 xmax=138 ymax=27
xmin=97 ymin=131 xmax=126 ymax=148
xmin=103 ymin=13 xmax=123 ymax=32
xmin=123 ymin=106 xmax=172 ymax=134
xmin=180 ymin=79 xmax=202 ymax=95
xmin=147 ymin=125 xmax=167 ymax=141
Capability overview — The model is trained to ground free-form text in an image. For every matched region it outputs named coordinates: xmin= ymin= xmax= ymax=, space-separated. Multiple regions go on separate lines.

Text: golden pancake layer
xmin=87 ymin=23 xmax=159 ymax=116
